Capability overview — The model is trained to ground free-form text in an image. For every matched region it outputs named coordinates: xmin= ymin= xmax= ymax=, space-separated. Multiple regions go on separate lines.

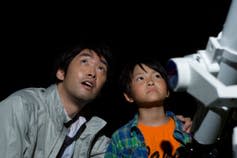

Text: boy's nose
xmin=147 ymin=80 xmax=154 ymax=86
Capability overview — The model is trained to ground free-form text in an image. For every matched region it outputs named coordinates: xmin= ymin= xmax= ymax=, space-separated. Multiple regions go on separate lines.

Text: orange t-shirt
xmin=138 ymin=118 xmax=181 ymax=157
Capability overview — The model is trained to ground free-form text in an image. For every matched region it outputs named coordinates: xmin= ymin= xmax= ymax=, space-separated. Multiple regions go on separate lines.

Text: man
xmin=0 ymin=40 xmax=112 ymax=158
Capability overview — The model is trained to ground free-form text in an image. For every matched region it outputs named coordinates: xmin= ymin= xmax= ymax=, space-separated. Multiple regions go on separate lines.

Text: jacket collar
xmin=45 ymin=84 xmax=68 ymax=130
xmin=45 ymin=84 xmax=107 ymax=134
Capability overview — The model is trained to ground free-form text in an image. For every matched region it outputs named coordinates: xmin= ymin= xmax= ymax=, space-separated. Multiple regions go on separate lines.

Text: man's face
xmin=57 ymin=49 xmax=108 ymax=102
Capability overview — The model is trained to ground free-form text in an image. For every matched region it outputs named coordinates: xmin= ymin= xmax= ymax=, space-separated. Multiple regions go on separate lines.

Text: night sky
xmin=1 ymin=0 xmax=231 ymax=98
xmin=1 ymin=1 xmax=234 ymax=153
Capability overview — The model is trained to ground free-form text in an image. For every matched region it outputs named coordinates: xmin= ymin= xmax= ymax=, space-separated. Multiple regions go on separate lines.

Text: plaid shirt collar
xmin=127 ymin=111 xmax=192 ymax=145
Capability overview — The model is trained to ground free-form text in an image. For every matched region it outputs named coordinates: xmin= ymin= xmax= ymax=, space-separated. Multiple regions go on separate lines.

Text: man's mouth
xmin=81 ymin=80 xmax=95 ymax=89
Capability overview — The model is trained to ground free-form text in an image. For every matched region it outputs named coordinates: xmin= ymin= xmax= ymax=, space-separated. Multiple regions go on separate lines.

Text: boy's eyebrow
xmin=133 ymin=69 xmax=160 ymax=76
xmin=133 ymin=72 xmax=145 ymax=76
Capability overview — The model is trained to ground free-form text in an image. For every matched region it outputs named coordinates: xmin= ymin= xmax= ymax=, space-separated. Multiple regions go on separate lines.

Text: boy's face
xmin=57 ymin=49 xmax=108 ymax=102
xmin=124 ymin=64 xmax=169 ymax=106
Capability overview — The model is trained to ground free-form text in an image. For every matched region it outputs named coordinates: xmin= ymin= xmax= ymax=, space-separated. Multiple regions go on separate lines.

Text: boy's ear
xmin=123 ymin=93 xmax=134 ymax=103
xmin=56 ymin=69 xmax=65 ymax=81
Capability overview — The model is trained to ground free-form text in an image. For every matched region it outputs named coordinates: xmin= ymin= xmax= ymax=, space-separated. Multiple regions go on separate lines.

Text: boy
xmin=105 ymin=58 xmax=192 ymax=158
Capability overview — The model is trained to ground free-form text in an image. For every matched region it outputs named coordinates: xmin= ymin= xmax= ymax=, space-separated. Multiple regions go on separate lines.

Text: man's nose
xmin=88 ymin=72 xmax=96 ymax=79
xmin=87 ymin=67 xmax=96 ymax=79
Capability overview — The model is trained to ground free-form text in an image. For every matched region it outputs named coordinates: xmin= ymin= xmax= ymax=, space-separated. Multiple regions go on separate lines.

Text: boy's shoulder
xmin=112 ymin=122 xmax=130 ymax=135
xmin=111 ymin=117 xmax=138 ymax=139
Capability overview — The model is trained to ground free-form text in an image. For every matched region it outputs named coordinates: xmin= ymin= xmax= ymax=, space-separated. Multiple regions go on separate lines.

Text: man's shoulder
xmin=11 ymin=87 xmax=45 ymax=96
xmin=0 ymin=85 xmax=57 ymax=111
xmin=0 ymin=87 xmax=49 ymax=122
xmin=1 ymin=87 xmax=43 ymax=103
xmin=8 ymin=84 xmax=56 ymax=102
xmin=9 ymin=87 xmax=45 ymax=102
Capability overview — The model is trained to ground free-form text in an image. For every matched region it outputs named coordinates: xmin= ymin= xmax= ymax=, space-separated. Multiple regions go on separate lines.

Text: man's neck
xmin=57 ymin=83 xmax=86 ymax=118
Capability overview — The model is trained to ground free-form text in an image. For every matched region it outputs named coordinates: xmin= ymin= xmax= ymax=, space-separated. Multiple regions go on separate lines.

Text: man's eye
xmin=98 ymin=66 xmax=106 ymax=72
xmin=81 ymin=59 xmax=88 ymax=63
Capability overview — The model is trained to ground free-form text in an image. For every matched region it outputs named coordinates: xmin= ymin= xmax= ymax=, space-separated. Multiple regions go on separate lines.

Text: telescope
xmin=166 ymin=0 xmax=237 ymax=157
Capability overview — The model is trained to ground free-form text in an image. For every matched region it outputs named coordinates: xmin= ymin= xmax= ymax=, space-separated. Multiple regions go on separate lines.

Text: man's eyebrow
xmin=100 ymin=58 xmax=108 ymax=66
xmin=79 ymin=51 xmax=92 ymax=57
xmin=80 ymin=50 xmax=108 ymax=66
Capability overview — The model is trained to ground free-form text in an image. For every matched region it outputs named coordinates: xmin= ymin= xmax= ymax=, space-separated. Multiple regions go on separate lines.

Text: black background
xmin=1 ymin=0 xmax=234 ymax=155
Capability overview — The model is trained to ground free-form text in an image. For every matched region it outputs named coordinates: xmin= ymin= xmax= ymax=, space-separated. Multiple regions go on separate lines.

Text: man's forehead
xmin=79 ymin=49 xmax=108 ymax=66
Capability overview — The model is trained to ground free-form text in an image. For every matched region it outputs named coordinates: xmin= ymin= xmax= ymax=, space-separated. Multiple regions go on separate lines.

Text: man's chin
xmin=82 ymin=94 xmax=97 ymax=102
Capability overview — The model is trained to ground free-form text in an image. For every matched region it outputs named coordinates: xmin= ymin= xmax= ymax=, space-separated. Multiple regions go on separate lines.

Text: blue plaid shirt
xmin=105 ymin=111 xmax=192 ymax=158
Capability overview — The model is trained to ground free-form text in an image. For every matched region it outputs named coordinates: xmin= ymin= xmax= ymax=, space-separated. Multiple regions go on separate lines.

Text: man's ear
xmin=123 ymin=93 xmax=134 ymax=103
xmin=56 ymin=69 xmax=65 ymax=81
xmin=166 ymin=90 xmax=170 ymax=98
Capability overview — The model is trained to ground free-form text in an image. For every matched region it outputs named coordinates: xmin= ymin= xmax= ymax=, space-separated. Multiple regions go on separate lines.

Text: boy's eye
xmin=155 ymin=73 xmax=162 ymax=78
xmin=136 ymin=76 xmax=144 ymax=81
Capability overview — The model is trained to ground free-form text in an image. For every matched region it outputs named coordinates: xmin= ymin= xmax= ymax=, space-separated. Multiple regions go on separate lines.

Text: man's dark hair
xmin=53 ymin=39 xmax=113 ymax=83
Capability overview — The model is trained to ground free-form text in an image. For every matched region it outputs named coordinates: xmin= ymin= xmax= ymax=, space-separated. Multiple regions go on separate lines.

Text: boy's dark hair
xmin=119 ymin=58 xmax=169 ymax=96
xmin=53 ymin=39 xmax=113 ymax=83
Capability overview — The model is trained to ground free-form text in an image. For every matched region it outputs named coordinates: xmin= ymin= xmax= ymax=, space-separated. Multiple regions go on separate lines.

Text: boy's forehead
xmin=134 ymin=64 xmax=149 ymax=72
xmin=133 ymin=64 xmax=158 ymax=74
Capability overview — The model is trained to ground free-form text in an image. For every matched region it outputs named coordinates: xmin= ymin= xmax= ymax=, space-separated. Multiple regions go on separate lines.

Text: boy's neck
xmin=138 ymin=106 xmax=167 ymax=126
